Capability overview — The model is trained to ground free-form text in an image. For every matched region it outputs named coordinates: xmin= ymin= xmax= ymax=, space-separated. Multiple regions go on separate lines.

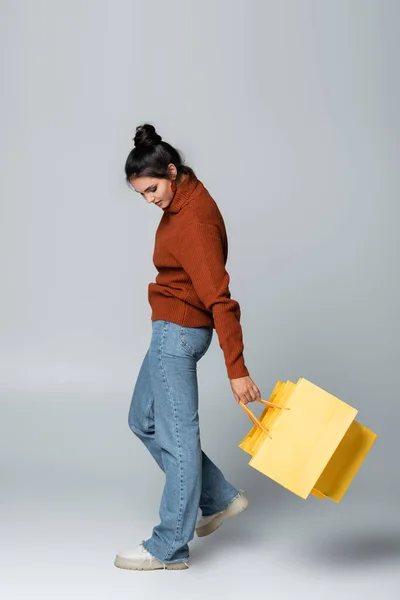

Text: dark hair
xmin=124 ymin=123 xmax=195 ymax=186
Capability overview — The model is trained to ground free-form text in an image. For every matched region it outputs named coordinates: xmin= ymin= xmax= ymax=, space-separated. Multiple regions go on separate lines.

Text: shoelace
xmin=139 ymin=543 xmax=154 ymax=567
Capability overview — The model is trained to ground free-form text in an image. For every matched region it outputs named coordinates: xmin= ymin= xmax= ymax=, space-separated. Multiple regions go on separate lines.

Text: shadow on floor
xmin=296 ymin=531 xmax=400 ymax=569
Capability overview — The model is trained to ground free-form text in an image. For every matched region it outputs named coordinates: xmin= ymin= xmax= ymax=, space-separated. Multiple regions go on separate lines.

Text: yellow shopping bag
xmin=239 ymin=378 xmax=377 ymax=502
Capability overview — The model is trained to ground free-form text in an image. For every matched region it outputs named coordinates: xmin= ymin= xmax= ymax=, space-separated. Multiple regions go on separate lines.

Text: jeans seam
xmin=159 ymin=322 xmax=185 ymax=562
xmin=144 ymin=395 xmax=154 ymax=433
xmin=179 ymin=328 xmax=195 ymax=358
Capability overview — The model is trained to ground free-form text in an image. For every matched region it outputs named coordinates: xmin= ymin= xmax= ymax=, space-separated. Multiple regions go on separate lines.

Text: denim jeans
xmin=128 ymin=319 xmax=241 ymax=563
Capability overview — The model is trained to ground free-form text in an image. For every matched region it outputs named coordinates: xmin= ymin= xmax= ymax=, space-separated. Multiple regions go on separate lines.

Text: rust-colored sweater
xmin=148 ymin=172 xmax=249 ymax=380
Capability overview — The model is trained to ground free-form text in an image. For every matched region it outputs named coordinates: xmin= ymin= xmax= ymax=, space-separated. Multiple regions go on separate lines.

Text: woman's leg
xmin=128 ymin=321 xmax=240 ymax=562
xmin=128 ymin=350 xmax=239 ymax=512
xmin=141 ymin=320 xmax=204 ymax=563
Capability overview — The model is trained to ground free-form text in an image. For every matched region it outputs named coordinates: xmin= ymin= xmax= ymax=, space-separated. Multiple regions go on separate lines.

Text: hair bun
xmin=134 ymin=124 xmax=162 ymax=148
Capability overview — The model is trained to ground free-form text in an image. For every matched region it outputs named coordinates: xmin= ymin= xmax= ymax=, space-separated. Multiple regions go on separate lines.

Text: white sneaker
xmin=114 ymin=543 xmax=189 ymax=571
xmin=195 ymin=492 xmax=249 ymax=537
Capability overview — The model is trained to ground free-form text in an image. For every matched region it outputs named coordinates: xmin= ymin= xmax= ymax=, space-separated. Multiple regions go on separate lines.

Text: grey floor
xmin=1 ymin=393 xmax=398 ymax=600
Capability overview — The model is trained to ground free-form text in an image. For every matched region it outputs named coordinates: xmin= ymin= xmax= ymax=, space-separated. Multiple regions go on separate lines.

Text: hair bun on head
xmin=134 ymin=124 xmax=162 ymax=148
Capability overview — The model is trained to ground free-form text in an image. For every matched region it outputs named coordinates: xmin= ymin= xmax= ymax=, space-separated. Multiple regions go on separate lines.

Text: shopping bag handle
xmin=254 ymin=398 xmax=290 ymax=410
xmin=239 ymin=401 xmax=270 ymax=435
xmin=239 ymin=398 xmax=289 ymax=437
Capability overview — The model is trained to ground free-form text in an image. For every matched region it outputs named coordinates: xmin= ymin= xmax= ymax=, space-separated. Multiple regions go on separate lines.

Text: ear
xmin=167 ymin=163 xmax=178 ymax=179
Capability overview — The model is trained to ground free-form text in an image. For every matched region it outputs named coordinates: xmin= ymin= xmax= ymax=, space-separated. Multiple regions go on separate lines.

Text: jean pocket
xmin=179 ymin=326 xmax=213 ymax=360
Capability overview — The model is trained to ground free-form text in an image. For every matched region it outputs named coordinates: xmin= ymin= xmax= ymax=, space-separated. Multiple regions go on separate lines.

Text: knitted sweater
xmin=148 ymin=172 xmax=249 ymax=380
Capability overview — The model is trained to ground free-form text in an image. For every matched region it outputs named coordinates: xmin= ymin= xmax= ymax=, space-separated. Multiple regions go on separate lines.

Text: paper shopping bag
xmin=239 ymin=378 xmax=377 ymax=502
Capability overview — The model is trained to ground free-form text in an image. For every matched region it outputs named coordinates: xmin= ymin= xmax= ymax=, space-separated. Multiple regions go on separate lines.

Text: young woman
xmin=114 ymin=124 xmax=262 ymax=571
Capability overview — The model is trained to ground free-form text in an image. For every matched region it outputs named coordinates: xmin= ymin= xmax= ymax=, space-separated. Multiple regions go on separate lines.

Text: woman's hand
xmin=230 ymin=376 xmax=261 ymax=405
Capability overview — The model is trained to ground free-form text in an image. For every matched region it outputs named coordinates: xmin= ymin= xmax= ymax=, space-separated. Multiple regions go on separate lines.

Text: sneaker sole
xmin=114 ymin=556 xmax=189 ymax=571
xmin=195 ymin=494 xmax=249 ymax=538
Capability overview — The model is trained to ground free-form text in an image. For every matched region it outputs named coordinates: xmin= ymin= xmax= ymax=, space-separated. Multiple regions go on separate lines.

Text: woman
xmin=114 ymin=124 xmax=262 ymax=571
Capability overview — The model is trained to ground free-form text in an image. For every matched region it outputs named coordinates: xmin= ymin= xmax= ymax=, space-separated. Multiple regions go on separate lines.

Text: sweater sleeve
xmin=177 ymin=221 xmax=249 ymax=380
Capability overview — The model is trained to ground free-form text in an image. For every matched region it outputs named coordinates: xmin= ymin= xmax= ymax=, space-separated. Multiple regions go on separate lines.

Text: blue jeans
xmin=128 ymin=319 xmax=241 ymax=563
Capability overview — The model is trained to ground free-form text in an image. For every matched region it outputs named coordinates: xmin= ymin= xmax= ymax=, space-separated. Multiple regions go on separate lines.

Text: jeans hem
xmin=142 ymin=540 xmax=190 ymax=564
xmin=200 ymin=487 xmax=244 ymax=516
xmin=222 ymin=489 xmax=242 ymax=511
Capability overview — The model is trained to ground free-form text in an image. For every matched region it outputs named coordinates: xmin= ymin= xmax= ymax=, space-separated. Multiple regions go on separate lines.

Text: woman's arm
xmin=177 ymin=221 xmax=261 ymax=404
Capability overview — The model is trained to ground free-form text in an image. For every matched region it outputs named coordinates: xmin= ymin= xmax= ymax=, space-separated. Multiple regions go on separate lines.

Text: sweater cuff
xmin=227 ymin=357 xmax=250 ymax=380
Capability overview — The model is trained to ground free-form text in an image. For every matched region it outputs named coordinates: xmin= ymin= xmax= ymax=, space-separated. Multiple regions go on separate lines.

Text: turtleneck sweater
xmin=148 ymin=172 xmax=249 ymax=380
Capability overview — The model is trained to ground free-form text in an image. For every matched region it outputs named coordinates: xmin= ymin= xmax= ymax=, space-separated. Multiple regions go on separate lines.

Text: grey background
xmin=0 ymin=0 xmax=399 ymax=598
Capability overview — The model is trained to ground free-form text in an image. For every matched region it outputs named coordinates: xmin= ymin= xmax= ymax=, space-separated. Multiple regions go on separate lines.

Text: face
xmin=130 ymin=164 xmax=178 ymax=210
